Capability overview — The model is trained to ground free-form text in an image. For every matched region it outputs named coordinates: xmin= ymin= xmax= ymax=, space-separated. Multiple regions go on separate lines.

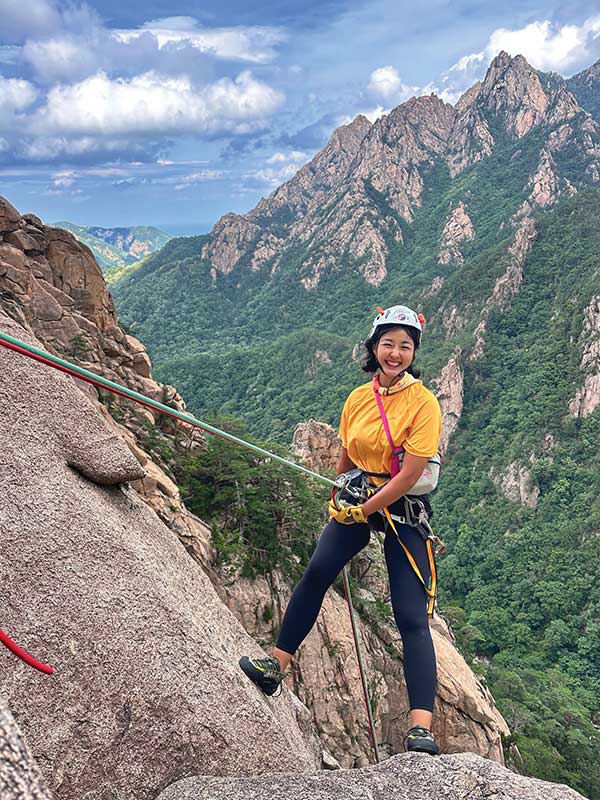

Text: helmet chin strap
xmin=377 ymin=358 xmax=412 ymax=385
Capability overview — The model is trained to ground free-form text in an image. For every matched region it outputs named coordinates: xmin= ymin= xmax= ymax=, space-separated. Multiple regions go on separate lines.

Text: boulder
xmin=0 ymin=311 xmax=323 ymax=800
xmin=155 ymin=750 xmax=586 ymax=800
xmin=0 ymin=696 xmax=54 ymax=799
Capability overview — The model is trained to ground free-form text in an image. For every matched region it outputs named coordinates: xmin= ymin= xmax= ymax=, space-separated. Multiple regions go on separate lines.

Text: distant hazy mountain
xmin=52 ymin=221 xmax=172 ymax=270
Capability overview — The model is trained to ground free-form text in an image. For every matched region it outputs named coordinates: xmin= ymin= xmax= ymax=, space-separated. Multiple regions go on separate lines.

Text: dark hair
xmin=360 ymin=323 xmax=421 ymax=378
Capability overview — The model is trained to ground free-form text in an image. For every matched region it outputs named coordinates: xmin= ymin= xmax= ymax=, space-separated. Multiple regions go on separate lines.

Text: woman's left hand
xmin=328 ymin=499 xmax=368 ymax=525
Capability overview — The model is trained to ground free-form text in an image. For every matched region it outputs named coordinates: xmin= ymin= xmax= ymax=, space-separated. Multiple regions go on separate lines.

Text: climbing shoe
xmin=404 ymin=725 xmax=440 ymax=755
xmin=239 ymin=655 xmax=285 ymax=697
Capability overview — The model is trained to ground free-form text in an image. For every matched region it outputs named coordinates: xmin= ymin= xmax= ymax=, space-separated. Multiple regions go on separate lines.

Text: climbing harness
xmin=371 ymin=373 xmax=446 ymax=618
xmin=0 ymin=329 xmax=382 ymax=761
xmin=330 ymin=468 xmax=374 ymax=507
xmin=0 ymin=628 xmax=54 ymax=674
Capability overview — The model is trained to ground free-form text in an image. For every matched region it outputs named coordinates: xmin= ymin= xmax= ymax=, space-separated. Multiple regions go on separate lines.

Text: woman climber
xmin=239 ymin=304 xmax=443 ymax=756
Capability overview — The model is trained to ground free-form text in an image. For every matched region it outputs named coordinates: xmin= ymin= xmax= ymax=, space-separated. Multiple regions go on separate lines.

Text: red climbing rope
xmin=0 ymin=628 xmax=54 ymax=674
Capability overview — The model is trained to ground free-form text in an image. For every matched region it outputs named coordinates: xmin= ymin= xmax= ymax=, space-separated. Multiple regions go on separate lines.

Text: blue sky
xmin=1 ymin=0 xmax=600 ymax=234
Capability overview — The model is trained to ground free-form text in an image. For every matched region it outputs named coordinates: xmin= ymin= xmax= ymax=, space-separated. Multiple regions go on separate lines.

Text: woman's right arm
xmin=336 ymin=447 xmax=356 ymax=475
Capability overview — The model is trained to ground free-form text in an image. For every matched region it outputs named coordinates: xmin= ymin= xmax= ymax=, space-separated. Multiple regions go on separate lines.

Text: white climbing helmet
xmin=369 ymin=305 xmax=426 ymax=339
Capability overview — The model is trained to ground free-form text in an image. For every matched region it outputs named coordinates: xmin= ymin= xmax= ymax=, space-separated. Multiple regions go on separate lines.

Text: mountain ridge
xmin=52 ymin=220 xmax=172 ymax=271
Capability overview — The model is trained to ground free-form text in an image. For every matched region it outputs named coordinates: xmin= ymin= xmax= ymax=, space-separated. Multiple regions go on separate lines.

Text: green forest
xmin=110 ymin=106 xmax=600 ymax=797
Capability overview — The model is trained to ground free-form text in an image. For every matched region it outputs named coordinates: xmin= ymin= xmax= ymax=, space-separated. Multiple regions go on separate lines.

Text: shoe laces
xmin=404 ymin=725 xmax=435 ymax=745
xmin=253 ymin=656 xmax=284 ymax=680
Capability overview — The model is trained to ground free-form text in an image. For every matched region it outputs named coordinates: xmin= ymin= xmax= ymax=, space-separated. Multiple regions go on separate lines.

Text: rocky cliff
xmin=0 ymin=196 xmax=214 ymax=566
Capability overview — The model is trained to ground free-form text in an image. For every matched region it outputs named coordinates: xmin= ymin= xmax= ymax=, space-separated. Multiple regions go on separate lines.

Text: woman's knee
xmin=300 ymin=558 xmax=337 ymax=593
xmin=392 ymin=602 xmax=430 ymax=637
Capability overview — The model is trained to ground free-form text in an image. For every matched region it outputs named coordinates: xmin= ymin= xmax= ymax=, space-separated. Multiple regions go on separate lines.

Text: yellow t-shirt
xmin=339 ymin=377 xmax=442 ymax=483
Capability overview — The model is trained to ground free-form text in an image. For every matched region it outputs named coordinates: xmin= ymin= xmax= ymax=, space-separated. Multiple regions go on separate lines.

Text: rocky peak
xmin=480 ymin=53 xmax=550 ymax=137
xmin=479 ymin=52 xmax=580 ymax=138
xmin=250 ymin=115 xmax=372 ymax=225
xmin=350 ymin=95 xmax=456 ymax=223
xmin=569 ymin=58 xmax=600 ymax=90
xmin=291 ymin=419 xmax=340 ymax=471
xmin=203 ymin=117 xmax=373 ymax=278
xmin=368 ymin=95 xmax=456 ymax=160
xmin=197 ymin=52 xmax=590 ymax=289
xmin=330 ymin=113 xmax=372 ymax=151
xmin=454 ymin=81 xmax=483 ymax=114
xmin=484 ymin=50 xmax=512 ymax=83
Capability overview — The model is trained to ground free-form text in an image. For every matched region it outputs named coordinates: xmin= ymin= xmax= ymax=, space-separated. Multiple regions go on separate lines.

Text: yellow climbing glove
xmin=328 ymin=499 xmax=368 ymax=525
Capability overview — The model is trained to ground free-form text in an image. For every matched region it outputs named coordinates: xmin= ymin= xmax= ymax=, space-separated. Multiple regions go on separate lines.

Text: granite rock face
xmin=0 ymin=311 xmax=323 ymax=800
xmin=430 ymin=352 xmax=464 ymax=457
xmin=0 ymin=697 xmax=54 ymax=800
xmin=490 ymin=461 xmax=540 ymax=509
xmin=155 ymin=751 xmax=586 ymax=800
xmin=569 ymin=294 xmax=600 ymax=417
xmin=291 ymin=419 xmax=341 ymax=471
xmin=438 ymin=203 xmax=474 ymax=264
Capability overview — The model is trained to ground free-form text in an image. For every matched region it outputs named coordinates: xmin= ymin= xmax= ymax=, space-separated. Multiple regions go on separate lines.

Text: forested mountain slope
xmin=54 ymin=221 xmax=171 ymax=270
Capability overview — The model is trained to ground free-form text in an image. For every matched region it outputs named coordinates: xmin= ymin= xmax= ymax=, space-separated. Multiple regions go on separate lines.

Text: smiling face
xmin=375 ymin=326 xmax=415 ymax=384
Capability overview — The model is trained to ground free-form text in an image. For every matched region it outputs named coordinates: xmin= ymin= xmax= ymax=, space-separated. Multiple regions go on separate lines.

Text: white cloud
xmin=267 ymin=150 xmax=309 ymax=164
xmin=486 ymin=17 xmax=600 ymax=73
xmin=23 ymin=35 xmax=103 ymax=84
xmin=32 ymin=70 xmax=284 ymax=137
xmin=17 ymin=135 xmax=164 ymax=162
xmin=448 ymin=52 xmax=485 ymax=74
xmin=52 ymin=170 xmax=76 ymax=187
xmin=2 ymin=0 xmax=61 ymax=43
xmin=20 ymin=13 xmax=284 ymax=85
xmin=0 ymin=77 xmax=38 ymax=130
xmin=0 ymin=77 xmax=38 ymax=112
xmin=445 ymin=14 xmax=600 ymax=90
xmin=115 ymin=17 xmax=286 ymax=64
xmin=367 ymin=66 xmax=417 ymax=103
xmin=156 ymin=159 xmax=209 ymax=166
xmin=112 ymin=176 xmax=148 ymax=188
xmin=246 ymin=163 xmax=301 ymax=187
xmin=368 ymin=66 xmax=400 ymax=99
xmin=173 ymin=171 xmax=224 ymax=190
xmin=0 ymin=137 xmax=8 ymax=152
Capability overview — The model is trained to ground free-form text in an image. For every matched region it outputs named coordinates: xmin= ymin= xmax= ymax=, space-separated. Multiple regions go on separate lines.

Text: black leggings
xmin=275 ymin=518 xmax=436 ymax=712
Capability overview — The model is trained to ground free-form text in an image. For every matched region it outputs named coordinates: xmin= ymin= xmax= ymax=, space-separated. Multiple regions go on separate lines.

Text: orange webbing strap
xmin=383 ymin=507 xmax=437 ymax=618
